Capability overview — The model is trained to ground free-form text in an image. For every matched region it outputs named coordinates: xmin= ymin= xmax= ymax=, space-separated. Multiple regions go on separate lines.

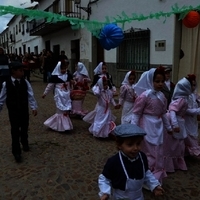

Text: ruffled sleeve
xmin=169 ymin=98 xmax=186 ymax=112
xmin=119 ymin=85 xmax=127 ymax=105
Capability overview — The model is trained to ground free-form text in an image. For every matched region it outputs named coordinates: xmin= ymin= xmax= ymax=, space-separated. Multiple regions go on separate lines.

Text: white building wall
xmin=90 ymin=0 xmax=200 ymax=65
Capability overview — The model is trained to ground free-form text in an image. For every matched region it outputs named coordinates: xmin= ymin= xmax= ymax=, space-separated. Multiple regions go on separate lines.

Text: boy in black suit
xmin=0 ymin=61 xmax=37 ymax=162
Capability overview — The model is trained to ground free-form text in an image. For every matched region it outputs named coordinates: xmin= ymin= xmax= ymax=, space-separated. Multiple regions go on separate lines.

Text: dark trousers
xmin=9 ymin=113 xmax=29 ymax=156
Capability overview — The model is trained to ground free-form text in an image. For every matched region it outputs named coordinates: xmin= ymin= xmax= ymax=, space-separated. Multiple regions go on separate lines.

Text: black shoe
xmin=23 ymin=145 xmax=30 ymax=152
xmin=14 ymin=154 xmax=22 ymax=163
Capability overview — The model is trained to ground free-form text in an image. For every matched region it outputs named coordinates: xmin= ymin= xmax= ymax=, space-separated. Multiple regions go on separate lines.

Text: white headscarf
xmin=51 ymin=61 xmax=68 ymax=81
xmin=74 ymin=62 xmax=89 ymax=77
xmin=121 ymin=71 xmax=134 ymax=85
xmin=134 ymin=68 xmax=156 ymax=96
xmin=172 ymin=77 xmax=192 ymax=100
xmin=93 ymin=62 xmax=103 ymax=75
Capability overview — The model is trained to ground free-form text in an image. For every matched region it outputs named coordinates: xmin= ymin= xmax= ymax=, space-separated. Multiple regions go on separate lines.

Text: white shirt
xmin=0 ymin=77 xmax=38 ymax=111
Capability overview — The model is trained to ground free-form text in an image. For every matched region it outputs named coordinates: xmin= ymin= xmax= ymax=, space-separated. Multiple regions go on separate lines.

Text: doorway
xmin=70 ymin=39 xmax=80 ymax=72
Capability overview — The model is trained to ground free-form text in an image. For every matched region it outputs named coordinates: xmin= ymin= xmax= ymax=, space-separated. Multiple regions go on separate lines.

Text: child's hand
xmin=32 ymin=110 xmax=37 ymax=116
xmin=42 ymin=94 xmax=46 ymax=99
xmin=153 ymin=185 xmax=165 ymax=196
xmin=173 ymin=127 xmax=180 ymax=133
xmin=100 ymin=194 xmax=109 ymax=200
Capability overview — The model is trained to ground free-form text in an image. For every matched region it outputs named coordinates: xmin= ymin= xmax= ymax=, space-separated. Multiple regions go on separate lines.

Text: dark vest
xmin=6 ymin=78 xmax=29 ymax=115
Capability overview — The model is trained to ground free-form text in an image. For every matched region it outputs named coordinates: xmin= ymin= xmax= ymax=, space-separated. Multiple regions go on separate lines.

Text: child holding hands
xmin=131 ymin=67 xmax=172 ymax=182
xmin=118 ymin=70 xmax=137 ymax=124
xmin=98 ymin=124 xmax=164 ymax=200
xmin=88 ymin=76 xmax=118 ymax=138
xmin=164 ymin=75 xmax=196 ymax=172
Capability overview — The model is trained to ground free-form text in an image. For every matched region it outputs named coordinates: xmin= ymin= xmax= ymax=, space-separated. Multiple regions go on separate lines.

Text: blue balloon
xmin=99 ymin=24 xmax=124 ymax=50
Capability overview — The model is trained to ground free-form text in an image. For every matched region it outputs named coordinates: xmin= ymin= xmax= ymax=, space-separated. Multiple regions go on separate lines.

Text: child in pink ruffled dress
xmin=42 ymin=60 xmax=73 ymax=132
xmin=71 ymin=62 xmax=91 ymax=117
xmin=89 ymin=76 xmax=118 ymax=138
xmin=184 ymin=75 xmax=200 ymax=158
xmin=118 ymin=70 xmax=137 ymax=124
xmin=131 ymin=67 xmax=172 ymax=183
xmin=163 ymin=75 xmax=195 ymax=172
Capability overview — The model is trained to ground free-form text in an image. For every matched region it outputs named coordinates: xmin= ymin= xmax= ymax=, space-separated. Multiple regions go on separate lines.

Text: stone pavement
xmin=0 ymin=74 xmax=200 ymax=200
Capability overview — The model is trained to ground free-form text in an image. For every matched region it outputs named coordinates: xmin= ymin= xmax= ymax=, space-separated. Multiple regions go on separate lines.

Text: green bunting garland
xmin=0 ymin=3 xmax=200 ymax=37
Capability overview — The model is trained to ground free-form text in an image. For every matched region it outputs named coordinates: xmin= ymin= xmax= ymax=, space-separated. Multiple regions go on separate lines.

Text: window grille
xmin=117 ymin=28 xmax=150 ymax=71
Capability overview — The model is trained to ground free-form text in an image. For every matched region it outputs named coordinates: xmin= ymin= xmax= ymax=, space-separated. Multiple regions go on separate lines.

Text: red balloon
xmin=183 ymin=11 xmax=200 ymax=28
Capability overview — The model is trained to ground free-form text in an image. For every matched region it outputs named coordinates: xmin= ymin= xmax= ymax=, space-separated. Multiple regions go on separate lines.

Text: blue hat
xmin=114 ymin=124 xmax=146 ymax=137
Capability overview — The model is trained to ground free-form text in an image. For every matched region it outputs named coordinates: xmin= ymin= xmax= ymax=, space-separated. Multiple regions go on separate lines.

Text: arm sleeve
xmin=186 ymin=108 xmax=200 ymax=115
xmin=170 ymin=110 xmax=178 ymax=128
xmin=98 ymin=174 xmax=111 ymax=197
xmin=133 ymin=94 xmax=146 ymax=114
xmin=0 ymin=82 xmax=7 ymax=111
xmin=162 ymin=113 xmax=172 ymax=131
xmin=131 ymin=93 xmax=147 ymax=125
xmin=119 ymin=85 xmax=126 ymax=105
xmin=143 ymin=170 xmax=161 ymax=192
xmin=92 ymin=85 xmax=101 ymax=96
xmin=43 ymin=83 xmax=55 ymax=96
xmin=131 ymin=114 xmax=140 ymax=126
xmin=26 ymin=80 xmax=38 ymax=110
xmin=111 ymin=96 xmax=116 ymax=107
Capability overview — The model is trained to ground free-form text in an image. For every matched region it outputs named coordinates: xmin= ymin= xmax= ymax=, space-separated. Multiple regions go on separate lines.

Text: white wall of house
xmin=2 ymin=0 xmax=199 ymax=84
xmin=89 ymin=0 xmax=200 ymax=65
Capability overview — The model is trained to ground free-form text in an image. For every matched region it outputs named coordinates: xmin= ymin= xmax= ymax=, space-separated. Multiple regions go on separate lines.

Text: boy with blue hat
xmin=98 ymin=124 xmax=164 ymax=200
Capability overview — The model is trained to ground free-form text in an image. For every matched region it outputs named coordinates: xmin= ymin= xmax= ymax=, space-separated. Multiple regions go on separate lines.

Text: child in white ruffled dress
xmin=89 ymin=76 xmax=118 ymax=138
xmin=42 ymin=60 xmax=73 ymax=132
xmin=71 ymin=62 xmax=91 ymax=117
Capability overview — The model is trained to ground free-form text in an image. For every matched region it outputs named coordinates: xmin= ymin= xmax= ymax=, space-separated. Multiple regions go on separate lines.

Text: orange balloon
xmin=183 ymin=11 xmax=200 ymax=28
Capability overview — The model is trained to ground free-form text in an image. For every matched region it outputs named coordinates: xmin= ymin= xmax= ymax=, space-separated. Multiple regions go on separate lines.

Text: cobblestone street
xmin=0 ymin=75 xmax=200 ymax=200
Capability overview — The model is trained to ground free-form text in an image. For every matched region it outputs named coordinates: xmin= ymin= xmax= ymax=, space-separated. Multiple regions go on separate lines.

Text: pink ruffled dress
xmin=131 ymin=90 xmax=171 ymax=182
xmin=163 ymin=98 xmax=188 ymax=172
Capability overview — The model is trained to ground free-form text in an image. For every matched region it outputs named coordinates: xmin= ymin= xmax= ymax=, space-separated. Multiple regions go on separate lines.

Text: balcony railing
xmin=29 ymin=1 xmax=81 ymax=36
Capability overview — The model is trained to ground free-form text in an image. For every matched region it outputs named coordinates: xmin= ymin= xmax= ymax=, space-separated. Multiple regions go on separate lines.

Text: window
xmin=53 ymin=0 xmax=60 ymax=13
xmin=34 ymin=46 xmax=38 ymax=55
xmin=19 ymin=23 xmax=21 ymax=32
xmin=65 ymin=0 xmax=73 ymax=13
xmin=117 ymin=28 xmax=150 ymax=71
xmin=22 ymin=24 xmax=25 ymax=35
xmin=16 ymin=25 xmax=18 ymax=34
xmin=26 ymin=22 xmax=29 ymax=32
xmin=19 ymin=47 xmax=22 ymax=55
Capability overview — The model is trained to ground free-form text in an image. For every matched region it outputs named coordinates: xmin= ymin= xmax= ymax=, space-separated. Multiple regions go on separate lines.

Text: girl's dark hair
xmin=60 ymin=59 xmax=69 ymax=68
xmin=102 ymin=61 xmax=106 ymax=66
xmin=115 ymin=135 xmax=144 ymax=150
xmin=185 ymin=74 xmax=196 ymax=85
xmin=153 ymin=66 xmax=165 ymax=81
xmin=129 ymin=70 xmax=136 ymax=77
